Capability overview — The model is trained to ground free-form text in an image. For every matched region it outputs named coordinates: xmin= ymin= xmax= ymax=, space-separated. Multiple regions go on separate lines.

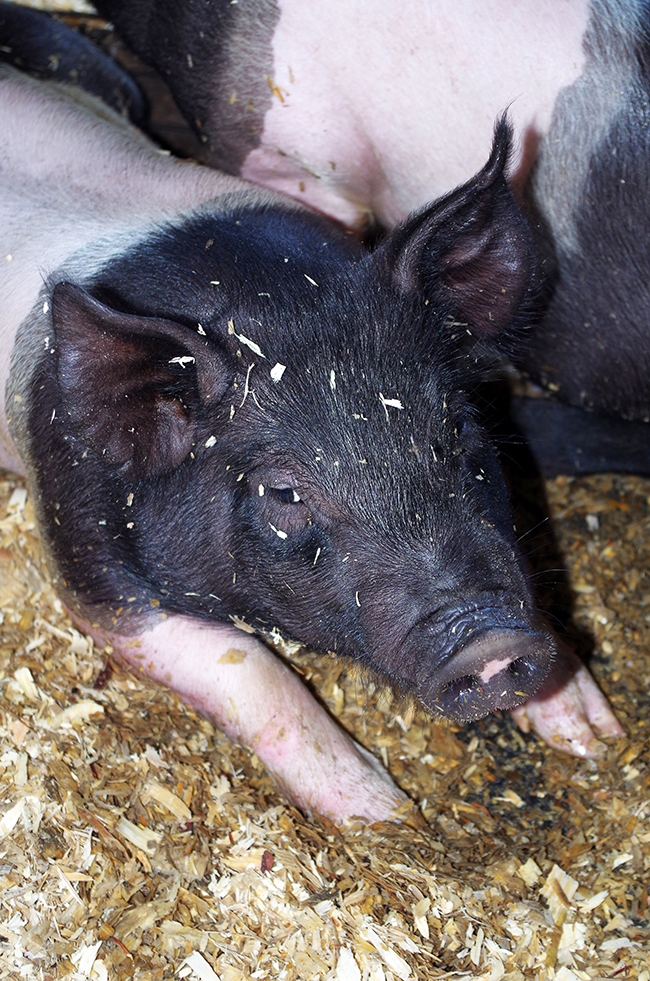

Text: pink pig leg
xmin=102 ymin=615 xmax=409 ymax=823
xmin=511 ymin=642 xmax=625 ymax=757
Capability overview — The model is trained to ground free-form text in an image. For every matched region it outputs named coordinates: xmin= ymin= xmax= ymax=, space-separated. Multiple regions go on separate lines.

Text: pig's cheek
xmin=80 ymin=614 xmax=410 ymax=824
xmin=510 ymin=645 xmax=625 ymax=758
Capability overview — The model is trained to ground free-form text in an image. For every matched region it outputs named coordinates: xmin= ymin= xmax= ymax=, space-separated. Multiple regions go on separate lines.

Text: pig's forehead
xmin=220 ymin=266 xmax=465 ymax=381
xmin=221 ymin=350 xmax=482 ymax=522
xmin=223 ymin=285 xmax=475 ymax=468
xmin=253 ymin=298 xmax=470 ymax=419
xmin=232 ymin=357 xmax=473 ymax=477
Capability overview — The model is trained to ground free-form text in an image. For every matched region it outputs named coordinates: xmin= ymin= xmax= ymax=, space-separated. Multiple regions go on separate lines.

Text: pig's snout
xmin=420 ymin=627 xmax=555 ymax=723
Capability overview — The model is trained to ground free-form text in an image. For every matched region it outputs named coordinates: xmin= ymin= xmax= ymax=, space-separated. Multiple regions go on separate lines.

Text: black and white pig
xmin=92 ymin=0 xmax=650 ymax=474
xmin=0 ymin=29 xmax=622 ymax=821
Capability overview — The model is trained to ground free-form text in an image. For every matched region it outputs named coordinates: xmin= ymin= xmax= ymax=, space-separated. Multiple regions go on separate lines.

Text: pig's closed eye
xmin=452 ymin=411 xmax=474 ymax=453
xmin=259 ymin=482 xmax=311 ymax=539
xmin=272 ymin=487 xmax=302 ymax=505
xmin=455 ymin=411 xmax=471 ymax=438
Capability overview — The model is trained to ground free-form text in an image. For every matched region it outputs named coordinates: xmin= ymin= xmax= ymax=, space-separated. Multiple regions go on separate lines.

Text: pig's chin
xmin=418 ymin=628 xmax=556 ymax=723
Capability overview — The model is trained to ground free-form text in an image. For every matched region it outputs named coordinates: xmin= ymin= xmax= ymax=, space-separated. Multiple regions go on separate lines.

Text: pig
xmin=1 ymin=15 xmax=622 ymax=821
xmin=92 ymin=0 xmax=650 ymax=474
xmin=0 ymin=0 xmax=145 ymax=123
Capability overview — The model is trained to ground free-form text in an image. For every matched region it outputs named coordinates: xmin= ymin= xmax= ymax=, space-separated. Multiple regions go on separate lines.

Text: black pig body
xmin=514 ymin=0 xmax=650 ymax=470
xmin=93 ymin=0 xmax=650 ymax=474
xmin=1 ymin=17 xmax=622 ymax=819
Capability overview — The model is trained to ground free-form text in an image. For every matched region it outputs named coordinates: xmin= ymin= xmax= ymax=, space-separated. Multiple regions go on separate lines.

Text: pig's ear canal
xmin=52 ymin=281 xmax=231 ymax=479
xmin=379 ymin=118 xmax=536 ymax=337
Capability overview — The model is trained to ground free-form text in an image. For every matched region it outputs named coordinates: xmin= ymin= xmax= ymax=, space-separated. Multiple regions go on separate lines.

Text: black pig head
xmin=34 ymin=122 xmax=552 ymax=723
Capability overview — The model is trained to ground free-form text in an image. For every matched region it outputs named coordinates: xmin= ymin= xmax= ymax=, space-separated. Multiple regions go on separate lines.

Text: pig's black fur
xmin=94 ymin=0 xmax=279 ymax=173
xmin=513 ymin=0 xmax=650 ymax=469
xmin=511 ymin=398 xmax=650 ymax=476
xmin=528 ymin=100 xmax=650 ymax=422
xmin=25 ymin=133 xmax=555 ymax=722
xmin=0 ymin=1 xmax=145 ymax=123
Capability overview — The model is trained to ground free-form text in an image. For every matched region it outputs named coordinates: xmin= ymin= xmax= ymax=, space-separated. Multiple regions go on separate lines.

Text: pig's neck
xmin=240 ymin=0 xmax=590 ymax=228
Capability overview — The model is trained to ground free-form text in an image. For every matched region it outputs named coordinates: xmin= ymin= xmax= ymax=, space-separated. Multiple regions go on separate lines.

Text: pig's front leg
xmin=103 ymin=616 xmax=410 ymax=823
xmin=511 ymin=642 xmax=625 ymax=757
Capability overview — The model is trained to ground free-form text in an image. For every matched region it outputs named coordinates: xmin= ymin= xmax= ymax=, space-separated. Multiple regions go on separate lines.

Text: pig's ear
xmin=52 ymin=282 xmax=231 ymax=479
xmin=378 ymin=118 xmax=535 ymax=336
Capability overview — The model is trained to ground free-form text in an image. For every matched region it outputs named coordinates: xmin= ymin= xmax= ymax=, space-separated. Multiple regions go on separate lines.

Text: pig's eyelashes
xmin=271 ymin=487 xmax=302 ymax=505
xmin=451 ymin=411 xmax=479 ymax=454
xmin=254 ymin=482 xmax=312 ymax=538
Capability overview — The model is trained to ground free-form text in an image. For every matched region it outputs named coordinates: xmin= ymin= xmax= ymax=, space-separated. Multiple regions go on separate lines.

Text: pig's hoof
xmin=342 ymin=741 xmax=425 ymax=828
xmin=278 ymin=737 xmax=415 ymax=826
xmin=510 ymin=645 xmax=625 ymax=757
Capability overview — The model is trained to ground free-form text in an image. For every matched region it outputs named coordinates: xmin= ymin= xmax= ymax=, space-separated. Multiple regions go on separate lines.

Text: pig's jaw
xmin=418 ymin=627 xmax=555 ymax=723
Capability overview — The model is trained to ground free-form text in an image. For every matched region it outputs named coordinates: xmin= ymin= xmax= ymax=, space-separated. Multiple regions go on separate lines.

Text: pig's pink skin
xmin=242 ymin=0 xmax=590 ymax=228
xmin=511 ymin=645 xmax=625 ymax=758
xmin=85 ymin=614 xmax=410 ymax=823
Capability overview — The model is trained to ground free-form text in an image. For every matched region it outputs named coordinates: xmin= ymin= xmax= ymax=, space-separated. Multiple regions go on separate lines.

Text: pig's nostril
xmin=435 ymin=666 xmax=518 ymax=720
xmin=439 ymin=674 xmax=480 ymax=710
xmin=505 ymin=654 xmax=541 ymax=689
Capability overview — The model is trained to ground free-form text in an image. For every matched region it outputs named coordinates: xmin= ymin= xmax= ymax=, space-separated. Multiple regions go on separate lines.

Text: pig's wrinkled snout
xmin=420 ymin=628 xmax=555 ymax=723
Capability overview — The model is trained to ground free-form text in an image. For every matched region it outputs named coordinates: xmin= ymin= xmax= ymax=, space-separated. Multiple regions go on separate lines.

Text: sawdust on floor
xmin=0 ymin=469 xmax=648 ymax=980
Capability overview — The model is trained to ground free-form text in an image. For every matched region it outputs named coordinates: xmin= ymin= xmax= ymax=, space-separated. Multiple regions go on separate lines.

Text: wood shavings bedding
xmin=0 ymin=468 xmax=648 ymax=979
